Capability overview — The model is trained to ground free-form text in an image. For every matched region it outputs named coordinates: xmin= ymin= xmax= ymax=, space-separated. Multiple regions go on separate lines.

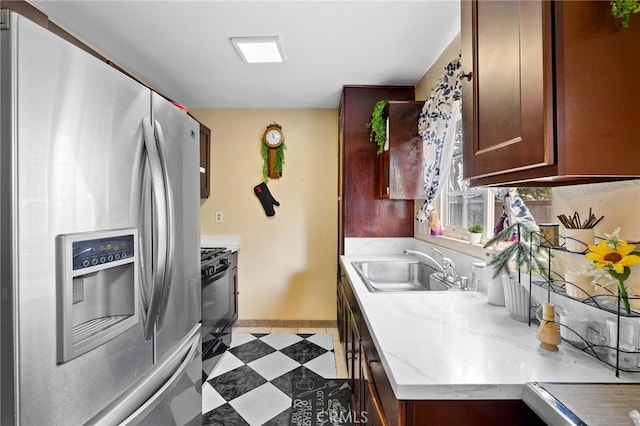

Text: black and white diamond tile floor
xmin=202 ymin=329 xmax=345 ymax=426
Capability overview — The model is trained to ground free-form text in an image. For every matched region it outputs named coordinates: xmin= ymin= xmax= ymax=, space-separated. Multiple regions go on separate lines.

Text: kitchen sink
xmin=351 ymin=260 xmax=453 ymax=293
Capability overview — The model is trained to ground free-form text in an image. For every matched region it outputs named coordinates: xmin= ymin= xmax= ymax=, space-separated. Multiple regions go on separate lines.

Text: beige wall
xmin=553 ymin=180 xmax=640 ymax=242
xmin=554 ymin=180 xmax=640 ymax=292
xmin=415 ymin=33 xmax=461 ymax=102
xmin=191 ymin=108 xmax=338 ymax=321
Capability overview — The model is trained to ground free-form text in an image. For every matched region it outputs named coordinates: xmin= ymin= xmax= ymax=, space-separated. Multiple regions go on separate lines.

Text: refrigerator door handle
xmin=141 ymin=117 xmax=169 ymax=341
xmin=153 ymin=119 xmax=175 ymax=331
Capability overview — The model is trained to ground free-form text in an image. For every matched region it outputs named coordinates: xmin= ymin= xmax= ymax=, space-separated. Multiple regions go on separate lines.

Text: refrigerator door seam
xmin=121 ymin=326 xmax=199 ymax=425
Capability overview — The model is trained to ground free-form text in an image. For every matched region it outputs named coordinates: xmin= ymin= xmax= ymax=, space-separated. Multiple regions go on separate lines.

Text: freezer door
xmin=150 ymin=93 xmax=201 ymax=362
xmin=2 ymin=14 xmax=154 ymax=425
xmin=87 ymin=324 xmax=202 ymax=426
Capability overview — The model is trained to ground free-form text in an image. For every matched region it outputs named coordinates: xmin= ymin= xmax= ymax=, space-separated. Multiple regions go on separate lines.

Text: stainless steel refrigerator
xmin=0 ymin=11 xmax=202 ymax=425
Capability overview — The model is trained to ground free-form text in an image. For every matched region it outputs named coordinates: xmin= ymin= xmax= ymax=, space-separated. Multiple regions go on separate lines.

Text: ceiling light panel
xmin=231 ymin=36 xmax=284 ymax=63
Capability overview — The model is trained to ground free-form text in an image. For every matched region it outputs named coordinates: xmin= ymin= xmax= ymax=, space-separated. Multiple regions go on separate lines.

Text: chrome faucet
xmin=428 ymin=248 xmax=460 ymax=284
xmin=403 ymin=249 xmax=445 ymax=274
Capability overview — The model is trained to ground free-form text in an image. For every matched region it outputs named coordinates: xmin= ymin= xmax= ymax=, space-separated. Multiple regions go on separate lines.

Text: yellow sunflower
xmin=586 ymin=240 xmax=640 ymax=274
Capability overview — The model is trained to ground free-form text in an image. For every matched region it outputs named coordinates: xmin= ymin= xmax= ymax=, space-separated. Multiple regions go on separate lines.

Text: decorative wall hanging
xmin=366 ymin=100 xmax=388 ymax=154
xmin=610 ymin=0 xmax=640 ymax=28
xmin=261 ymin=123 xmax=286 ymax=181
xmin=253 ymin=182 xmax=280 ymax=217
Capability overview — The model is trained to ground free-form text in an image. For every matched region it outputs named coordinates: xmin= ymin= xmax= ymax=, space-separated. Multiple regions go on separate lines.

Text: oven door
xmin=201 ymin=259 xmax=232 ymax=354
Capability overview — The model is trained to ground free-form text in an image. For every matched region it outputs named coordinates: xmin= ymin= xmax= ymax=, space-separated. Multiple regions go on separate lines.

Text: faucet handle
xmin=443 ymin=257 xmax=456 ymax=269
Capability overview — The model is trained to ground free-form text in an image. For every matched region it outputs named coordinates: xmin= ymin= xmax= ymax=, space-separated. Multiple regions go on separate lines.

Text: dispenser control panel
xmin=72 ymin=234 xmax=134 ymax=270
xmin=56 ymin=228 xmax=138 ymax=363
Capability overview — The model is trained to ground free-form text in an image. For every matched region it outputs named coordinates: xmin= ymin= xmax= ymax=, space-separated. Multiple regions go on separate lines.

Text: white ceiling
xmin=30 ymin=1 xmax=460 ymax=109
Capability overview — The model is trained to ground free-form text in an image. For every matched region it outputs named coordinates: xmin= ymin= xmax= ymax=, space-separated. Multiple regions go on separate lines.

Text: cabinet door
xmin=461 ymin=0 xmax=554 ymax=180
xmin=199 ymin=124 xmax=211 ymax=199
xmin=348 ymin=315 xmax=362 ymax=412
xmin=340 ymin=86 xmax=415 ymax=239
xmin=376 ymin=101 xmax=424 ymax=200
xmin=361 ymin=351 xmax=388 ymax=426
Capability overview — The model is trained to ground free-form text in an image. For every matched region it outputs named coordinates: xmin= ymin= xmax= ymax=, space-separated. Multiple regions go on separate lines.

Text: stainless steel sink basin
xmin=351 ymin=260 xmax=453 ymax=293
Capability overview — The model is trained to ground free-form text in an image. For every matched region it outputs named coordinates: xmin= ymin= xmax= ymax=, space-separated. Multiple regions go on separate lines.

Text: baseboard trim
xmin=235 ymin=319 xmax=337 ymax=328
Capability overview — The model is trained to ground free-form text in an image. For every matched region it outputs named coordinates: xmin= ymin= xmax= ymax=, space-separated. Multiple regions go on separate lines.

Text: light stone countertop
xmin=201 ymin=234 xmax=241 ymax=252
xmin=340 ymin=254 xmax=637 ymax=401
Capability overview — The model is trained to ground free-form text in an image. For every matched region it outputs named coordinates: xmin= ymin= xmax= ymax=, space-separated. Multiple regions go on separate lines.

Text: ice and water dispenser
xmin=56 ymin=228 xmax=139 ymax=363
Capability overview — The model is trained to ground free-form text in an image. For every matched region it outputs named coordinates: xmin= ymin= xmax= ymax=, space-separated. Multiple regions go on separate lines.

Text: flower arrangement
xmin=586 ymin=228 xmax=640 ymax=313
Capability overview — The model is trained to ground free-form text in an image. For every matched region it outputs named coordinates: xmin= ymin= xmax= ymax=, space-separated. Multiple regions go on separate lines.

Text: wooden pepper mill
xmin=537 ymin=303 xmax=561 ymax=351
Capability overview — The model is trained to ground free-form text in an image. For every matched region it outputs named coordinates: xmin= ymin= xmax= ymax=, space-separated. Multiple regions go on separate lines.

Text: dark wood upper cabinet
xmin=375 ymin=101 xmax=424 ymax=200
xmin=339 ymin=86 xmax=416 ymax=246
xmin=461 ymin=0 xmax=640 ymax=187
xmin=199 ymin=124 xmax=211 ymax=199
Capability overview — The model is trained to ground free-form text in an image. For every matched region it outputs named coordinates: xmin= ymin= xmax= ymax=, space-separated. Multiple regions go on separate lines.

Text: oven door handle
xmin=202 ymin=264 xmax=230 ymax=288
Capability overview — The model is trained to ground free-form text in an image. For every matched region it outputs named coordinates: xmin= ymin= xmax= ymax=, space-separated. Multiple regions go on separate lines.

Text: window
xmin=441 ymin=120 xmax=494 ymax=238
xmin=440 ymin=120 xmax=553 ymax=240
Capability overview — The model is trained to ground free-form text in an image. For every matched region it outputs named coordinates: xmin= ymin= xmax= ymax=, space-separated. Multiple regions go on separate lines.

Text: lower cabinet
xmin=338 ymin=266 xmax=526 ymax=426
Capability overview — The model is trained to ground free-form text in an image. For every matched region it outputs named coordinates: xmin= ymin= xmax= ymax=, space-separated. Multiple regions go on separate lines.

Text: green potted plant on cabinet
xmin=610 ymin=0 xmax=640 ymax=28
xmin=366 ymin=100 xmax=388 ymax=154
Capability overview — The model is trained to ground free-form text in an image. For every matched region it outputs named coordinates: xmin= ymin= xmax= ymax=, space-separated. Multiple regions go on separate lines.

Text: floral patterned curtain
xmin=493 ymin=188 xmax=538 ymax=236
xmin=416 ymin=56 xmax=463 ymax=222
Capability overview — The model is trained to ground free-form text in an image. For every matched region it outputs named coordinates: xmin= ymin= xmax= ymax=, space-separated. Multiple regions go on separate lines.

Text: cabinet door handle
xmin=461 ymin=71 xmax=473 ymax=81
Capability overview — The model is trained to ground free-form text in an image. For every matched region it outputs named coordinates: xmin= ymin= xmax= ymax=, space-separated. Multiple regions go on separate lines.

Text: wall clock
xmin=263 ymin=123 xmax=284 ymax=148
xmin=261 ymin=123 xmax=285 ymax=180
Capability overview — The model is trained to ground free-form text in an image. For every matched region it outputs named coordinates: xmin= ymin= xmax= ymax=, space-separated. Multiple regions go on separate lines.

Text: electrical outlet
xmin=215 ymin=211 xmax=223 ymax=223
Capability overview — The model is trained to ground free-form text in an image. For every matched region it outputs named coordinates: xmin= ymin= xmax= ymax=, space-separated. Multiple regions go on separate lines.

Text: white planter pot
xmin=468 ymin=232 xmax=482 ymax=244
xmin=502 ymin=274 xmax=537 ymax=322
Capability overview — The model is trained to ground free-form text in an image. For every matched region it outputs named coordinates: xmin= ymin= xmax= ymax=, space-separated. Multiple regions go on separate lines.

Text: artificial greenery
xmin=611 ymin=0 xmax=640 ymax=28
xmin=366 ymin=100 xmax=388 ymax=154
xmin=261 ymin=141 xmax=286 ymax=182
xmin=468 ymin=224 xmax=483 ymax=234
xmin=483 ymin=222 xmax=548 ymax=279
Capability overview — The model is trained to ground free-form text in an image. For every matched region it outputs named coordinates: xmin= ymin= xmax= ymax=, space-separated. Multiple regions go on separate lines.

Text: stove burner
xmin=201 ymin=247 xmax=228 ymax=262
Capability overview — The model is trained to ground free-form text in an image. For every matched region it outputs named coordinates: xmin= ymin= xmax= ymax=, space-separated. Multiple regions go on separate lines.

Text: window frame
xmin=438 ymin=119 xmax=495 ymax=241
xmin=440 ymin=184 xmax=495 ymax=241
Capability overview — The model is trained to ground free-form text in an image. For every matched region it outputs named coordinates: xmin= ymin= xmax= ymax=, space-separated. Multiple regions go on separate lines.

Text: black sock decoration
xmin=254 ymin=182 xmax=280 ymax=217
